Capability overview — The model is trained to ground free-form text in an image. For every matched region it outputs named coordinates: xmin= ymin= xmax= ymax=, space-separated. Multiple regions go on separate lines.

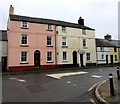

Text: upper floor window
xmin=83 ymin=39 xmax=87 ymax=48
xmin=47 ymin=36 xmax=52 ymax=46
xmin=86 ymin=53 xmax=90 ymax=60
xmin=21 ymin=21 xmax=28 ymax=28
xmin=21 ymin=52 xmax=28 ymax=63
xmin=62 ymin=37 xmax=67 ymax=46
xmin=100 ymin=47 xmax=104 ymax=51
xmin=47 ymin=52 xmax=52 ymax=62
xmin=21 ymin=34 xmax=28 ymax=45
xmin=82 ymin=29 xmax=86 ymax=35
xmin=47 ymin=24 xmax=52 ymax=30
xmin=62 ymin=26 xmax=66 ymax=32
xmin=114 ymin=47 xmax=117 ymax=52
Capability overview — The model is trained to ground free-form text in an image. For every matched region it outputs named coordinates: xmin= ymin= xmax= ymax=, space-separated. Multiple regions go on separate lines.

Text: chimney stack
xmin=104 ymin=34 xmax=112 ymax=41
xmin=9 ymin=5 xmax=14 ymax=15
xmin=78 ymin=16 xmax=84 ymax=25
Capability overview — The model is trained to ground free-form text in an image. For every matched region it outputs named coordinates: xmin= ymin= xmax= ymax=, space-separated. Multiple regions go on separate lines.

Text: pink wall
xmin=8 ymin=20 xmax=58 ymax=71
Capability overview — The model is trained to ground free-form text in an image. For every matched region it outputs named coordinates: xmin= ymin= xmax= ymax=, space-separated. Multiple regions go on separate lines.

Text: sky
xmin=0 ymin=0 xmax=119 ymax=39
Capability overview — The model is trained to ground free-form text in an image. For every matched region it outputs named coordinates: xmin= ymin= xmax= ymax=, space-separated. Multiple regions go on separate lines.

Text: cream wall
xmin=57 ymin=26 xmax=96 ymax=66
xmin=109 ymin=47 xmax=119 ymax=63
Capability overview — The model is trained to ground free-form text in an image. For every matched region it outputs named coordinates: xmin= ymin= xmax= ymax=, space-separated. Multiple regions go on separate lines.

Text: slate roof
xmin=110 ymin=40 xmax=120 ymax=47
xmin=95 ymin=38 xmax=119 ymax=47
xmin=9 ymin=14 xmax=95 ymax=30
xmin=0 ymin=30 xmax=7 ymax=41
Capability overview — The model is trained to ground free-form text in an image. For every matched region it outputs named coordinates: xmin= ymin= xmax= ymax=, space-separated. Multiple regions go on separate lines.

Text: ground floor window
xmin=47 ymin=52 xmax=52 ymax=62
xmin=115 ymin=55 xmax=117 ymax=61
xmin=86 ymin=53 xmax=90 ymax=60
xmin=21 ymin=52 xmax=28 ymax=63
xmin=63 ymin=52 xmax=67 ymax=61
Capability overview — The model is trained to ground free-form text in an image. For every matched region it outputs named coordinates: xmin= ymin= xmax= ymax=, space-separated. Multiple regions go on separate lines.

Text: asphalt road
xmin=2 ymin=66 xmax=117 ymax=103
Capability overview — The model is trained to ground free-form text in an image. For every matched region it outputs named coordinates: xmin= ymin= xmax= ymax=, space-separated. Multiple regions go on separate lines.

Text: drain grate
xmin=25 ymin=83 xmax=47 ymax=93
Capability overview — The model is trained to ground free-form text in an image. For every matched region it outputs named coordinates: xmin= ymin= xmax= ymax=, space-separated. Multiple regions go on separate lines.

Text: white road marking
xmin=91 ymin=75 xmax=102 ymax=78
xmin=67 ymin=81 xmax=72 ymax=84
xmin=73 ymin=84 xmax=77 ymax=86
xmin=9 ymin=78 xmax=26 ymax=83
xmin=46 ymin=71 xmax=88 ymax=79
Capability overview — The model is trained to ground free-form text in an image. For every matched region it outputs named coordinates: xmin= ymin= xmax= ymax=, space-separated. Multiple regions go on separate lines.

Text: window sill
xmin=47 ymin=61 xmax=53 ymax=63
xmin=21 ymin=27 xmax=28 ymax=29
xmin=62 ymin=31 xmax=67 ymax=33
xmin=62 ymin=46 xmax=68 ymax=48
xmin=20 ymin=62 xmax=28 ymax=64
xmin=20 ymin=45 xmax=29 ymax=47
xmin=46 ymin=45 xmax=53 ymax=47
xmin=62 ymin=60 xmax=68 ymax=62
xmin=86 ymin=60 xmax=91 ymax=62
xmin=83 ymin=47 xmax=87 ymax=49
xmin=47 ymin=29 xmax=53 ymax=31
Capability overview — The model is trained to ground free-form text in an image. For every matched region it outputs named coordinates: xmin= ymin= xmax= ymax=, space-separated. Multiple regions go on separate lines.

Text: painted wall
xmin=109 ymin=47 xmax=120 ymax=63
xmin=96 ymin=47 xmax=110 ymax=64
xmin=0 ymin=41 xmax=7 ymax=62
xmin=7 ymin=20 xmax=57 ymax=71
xmin=57 ymin=26 xmax=96 ymax=66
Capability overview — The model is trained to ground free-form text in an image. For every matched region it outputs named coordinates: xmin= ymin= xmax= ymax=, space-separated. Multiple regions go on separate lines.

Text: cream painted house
xmin=57 ymin=18 xmax=97 ymax=67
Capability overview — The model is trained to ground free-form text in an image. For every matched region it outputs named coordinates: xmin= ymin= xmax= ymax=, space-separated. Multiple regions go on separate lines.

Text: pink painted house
xmin=7 ymin=5 xmax=58 ymax=71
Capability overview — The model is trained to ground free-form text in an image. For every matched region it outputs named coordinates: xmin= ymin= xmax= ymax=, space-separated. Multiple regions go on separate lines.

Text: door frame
xmin=34 ymin=50 xmax=40 ymax=68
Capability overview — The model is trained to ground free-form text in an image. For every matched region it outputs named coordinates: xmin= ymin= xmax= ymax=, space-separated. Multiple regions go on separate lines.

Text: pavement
xmin=95 ymin=78 xmax=120 ymax=104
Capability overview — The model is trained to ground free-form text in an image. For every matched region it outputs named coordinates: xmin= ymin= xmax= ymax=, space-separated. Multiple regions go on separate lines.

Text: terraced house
xmin=7 ymin=5 xmax=96 ymax=71
xmin=57 ymin=17 xmax=96 ymax=67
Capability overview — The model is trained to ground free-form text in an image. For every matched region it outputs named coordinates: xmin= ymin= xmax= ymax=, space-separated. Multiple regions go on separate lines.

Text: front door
xmin=80 ymin=54 xmax=84 ymax=67
xmin=2 ymin=56 xmax=7 ymax=72
xmin=106 ymin=55 xmax=109 ymax=64
xmin=73 ymin=51 xmax=77 ymax=65
xmin=110 ymin=55 xmax=113 ymax=64
xmin=34 ymin=50 xmax=40 ymax=68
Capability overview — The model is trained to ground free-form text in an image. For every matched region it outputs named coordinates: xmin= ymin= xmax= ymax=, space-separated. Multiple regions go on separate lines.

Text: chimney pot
xmin=78 ymin=16 xmax=84 ymax=25
xmin=9 ymin=5 xmax=14 ymax=15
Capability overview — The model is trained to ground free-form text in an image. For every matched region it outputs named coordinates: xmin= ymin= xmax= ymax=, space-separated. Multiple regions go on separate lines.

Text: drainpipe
xmin=54 ymin=25 xmax=58 ymax=68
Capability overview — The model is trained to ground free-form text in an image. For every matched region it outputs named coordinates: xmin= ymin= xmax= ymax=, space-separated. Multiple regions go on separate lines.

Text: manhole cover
xmin=25 ymin=83 xmax=47 ymax=93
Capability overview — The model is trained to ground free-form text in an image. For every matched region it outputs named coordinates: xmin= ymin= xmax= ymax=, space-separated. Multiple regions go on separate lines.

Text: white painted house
xmin=96 ymin=39 xmax=117 ymax=65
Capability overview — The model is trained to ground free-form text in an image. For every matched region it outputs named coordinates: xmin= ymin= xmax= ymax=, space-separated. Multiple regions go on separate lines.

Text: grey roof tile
xmin=9 ymin=14 xmax=95 ymax=30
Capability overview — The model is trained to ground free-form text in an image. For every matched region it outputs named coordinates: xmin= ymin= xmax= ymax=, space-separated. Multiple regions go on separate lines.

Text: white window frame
xmin=62 ymin=26 xmax=66 ymax=32
xmin=47 ymin=52 xmax=53 ymax=62
xmin=21 ymin=34 xmax=28 ymax=46
xmin=47 ymin=24 xmax=52 ymax=30
xmin=20 ymin=52 xmax=28 ymax=63
xmin=63 ymin=51 xmax=67 ymax=61
xmin=21 ymin=21 xmax=28 ymax=28
xmin=62 ymin=37 xmax=67 ymax=46
xmin=47 ymin=36 xmax=52 ymax=46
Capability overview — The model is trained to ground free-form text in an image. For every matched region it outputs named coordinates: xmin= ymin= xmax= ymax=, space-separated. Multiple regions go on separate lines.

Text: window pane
xmin=47 ymin=52 xmax=52 ymax=61
xmin=21 ymin=52 xmax=27 ymax=62
xmin=82 ymin=29 xmax=86 ymax=35
xmin=47 ymin=36 xmax=52 ymax=45
xmin=63 ymin=52 xmax=67 ymax=60
xmin=21 ymin=34 xmax=27 ymax=45
xmin=62 ymin=37 xmax=67 ymax=46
